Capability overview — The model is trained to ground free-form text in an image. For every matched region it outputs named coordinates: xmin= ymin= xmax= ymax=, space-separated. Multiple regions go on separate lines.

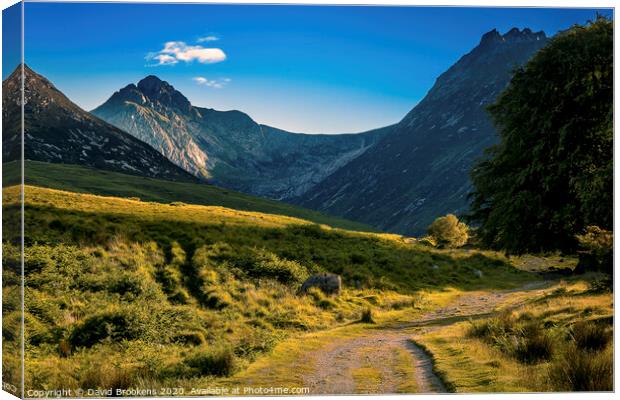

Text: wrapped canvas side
xmin=2 ymin=1 xmax=24 ymax=398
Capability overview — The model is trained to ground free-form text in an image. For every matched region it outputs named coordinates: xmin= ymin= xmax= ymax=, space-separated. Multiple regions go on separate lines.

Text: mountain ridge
xmin=293 ymin=27 xmax=549 ymax=235
xmin=2 ymin=64 xmax=198 ymax=182
xmin=8 ymin=27 xmax=551 ymax=237
xmin=92 ymin=75 xmax=388 ymax=199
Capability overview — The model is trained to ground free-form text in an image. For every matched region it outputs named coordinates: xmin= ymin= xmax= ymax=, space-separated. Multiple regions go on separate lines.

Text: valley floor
xmin=2 ymin=184 xmax=612 ymax=394
xmin=219 ymin=278 xmax=611 ymax=394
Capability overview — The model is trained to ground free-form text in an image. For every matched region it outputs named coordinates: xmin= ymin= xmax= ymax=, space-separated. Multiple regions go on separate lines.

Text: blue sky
xmin=2 ymin=2 xmax=21 ymax=77
xmin=12 ymin=3 xmax=611 ymax=133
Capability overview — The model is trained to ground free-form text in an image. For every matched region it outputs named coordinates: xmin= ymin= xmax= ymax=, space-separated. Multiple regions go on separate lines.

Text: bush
xmin=511 ymin=323 xmax=555 ymax=364
xmin=575 ymin=226 xmax=613 ymax=274
xmin=69 ymin=309 xmax=146 ymax=348
xmin=589 ymin=276 xmax=612 ymax=293
xmin=172 ymin=331 xmax=206 ymax=346
xmin=548 ymin=344 xmax=612 ymax=391
xmin=248 ymin=250 xmax=309 ymax=284
xmin=307 ymin=287 xmax=336 ymax=309
xmin=193 ymin=244 xmax=308 ymax=284
xmin=360 ymin=307 xmax=375 ymax=323
xmin=184 ymin=346 xmax=236 ymax=377
xmin=468 ymin=312 xmax=554 ymax=363
xmin=417 ymin=236 xmax=437 ymax=247
xmin=427 ymin=214 xmax=469 ymax=248
xmin=107 ymin=273 xmax=144 ymax=298
xmin=570 ymin=321 xmax=611 ymax=351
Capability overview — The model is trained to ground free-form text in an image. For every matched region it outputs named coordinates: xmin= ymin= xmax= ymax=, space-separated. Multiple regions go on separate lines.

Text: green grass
xmin=4 ymin=160 xmax=376 ymax=232
xmin=1 ymin=183 xmax=538 ymax=393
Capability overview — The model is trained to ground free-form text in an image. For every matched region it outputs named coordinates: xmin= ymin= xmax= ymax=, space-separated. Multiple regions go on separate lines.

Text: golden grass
xmin=3 ymin=184 xmax=562 ymax=394
xmin=413 ymin=279 xmax=613 ymax=392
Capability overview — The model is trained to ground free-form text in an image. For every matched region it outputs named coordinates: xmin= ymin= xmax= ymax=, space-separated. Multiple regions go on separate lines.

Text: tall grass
xmin=548 ymin=344 xmax=613 ymax=391
xmin=468 ymin=312 xmax=613 ymax=391
xmin=467 ymin=311 xmax=554 ymax=364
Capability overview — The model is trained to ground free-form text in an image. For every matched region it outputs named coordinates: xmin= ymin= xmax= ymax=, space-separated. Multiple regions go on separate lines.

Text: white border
xmin=0 ymin=2 xmax=617 ymax=400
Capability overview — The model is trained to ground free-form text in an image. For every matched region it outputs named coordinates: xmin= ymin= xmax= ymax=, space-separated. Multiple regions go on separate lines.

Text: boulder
xmin=300 ymin=273 xmax=342 ymax=296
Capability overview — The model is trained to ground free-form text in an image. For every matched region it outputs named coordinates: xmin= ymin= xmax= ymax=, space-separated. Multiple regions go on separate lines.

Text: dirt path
xmin=302 ymin=281 xmax=550 ymax=394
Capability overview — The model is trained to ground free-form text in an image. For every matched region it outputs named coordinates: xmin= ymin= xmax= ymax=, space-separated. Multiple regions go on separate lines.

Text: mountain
xmin=2 ymin=65 xmax=196 ymax=182
xmin=293 ymin=28 xmax=548 ymax=235
xmin=92 ymin=76 xmax=388 ymax=200
xmin=90 ymin=27 xmax=548 ymax=236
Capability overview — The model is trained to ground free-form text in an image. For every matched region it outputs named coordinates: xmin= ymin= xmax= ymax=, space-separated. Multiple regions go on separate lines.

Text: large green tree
xmin=469 ymin=18 xmax=613 ymax=254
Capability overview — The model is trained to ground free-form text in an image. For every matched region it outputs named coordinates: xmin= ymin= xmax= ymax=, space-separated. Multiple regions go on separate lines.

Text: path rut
xmin=303 ymin=281 xmax=550 ymax=394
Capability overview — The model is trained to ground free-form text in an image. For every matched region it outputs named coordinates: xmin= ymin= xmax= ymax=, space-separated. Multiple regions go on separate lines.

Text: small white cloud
xmin=197 ymin=36 xmax=219 ymax=42
xmin=193 ymin=76 xmax=231 ymax=89
xmin=153 ymin=54 xmax=178 ymax=66
xmin=147 ymin=41 xmax=226 ymax=66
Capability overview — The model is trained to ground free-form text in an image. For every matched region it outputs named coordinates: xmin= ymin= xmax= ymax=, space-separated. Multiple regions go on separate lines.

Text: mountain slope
xmin=294 ymin=28 xmax=548 ymax=235
xmin=5 ymin=159 xmax=376 ymax=232
xmin=92 ymin=76 xmax=387 ymax=200
xmin=2 ymin=65 xmax=196 ymax=182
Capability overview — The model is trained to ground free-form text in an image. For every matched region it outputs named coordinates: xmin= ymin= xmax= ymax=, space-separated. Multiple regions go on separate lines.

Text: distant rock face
xmin=2 ymin=65 xmax=197 ymax=182
xmin=92 ymin=78 xmax=388 ymax=200
xmin=294 ymin=28 xmax=548 ymax=235
xmin=300 ymin=273 xmax=342 ymax=296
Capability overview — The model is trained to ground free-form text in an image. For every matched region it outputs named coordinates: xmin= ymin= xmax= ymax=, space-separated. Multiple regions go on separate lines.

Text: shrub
xmin=468 ymin=313 xmax=554 ymax=363
xmin=169 ymin=241 xmax=187 ymax=266
xmin=589 ymin=276 xmax=612 ymax=293
xmin=203 ymin=287 xmax=233 ymax=310
xmin=360 ymin=307 xmax=375 ymax=323
xmin=417 ymin=236 xmax=437 ymax=247
xmin=548 ymin=344 xmax=612 ymax=391
xmin=570 ymin=321 xmax=611 ymax=351
xmin=169 ymin=288 xmax=191 ymax=305
xmin=350 ymin=253 xmax=368 ymax=265
xmin=172 ymin=331 xmax=206 ymax=346
xmin=249 ymin=250 xmax=309 ymax=284
xmin=467 ymin=310 xmax=515 ymax=340
xmin=69 ymin=309 xmax=146 ymax=348
xmin=427 ymin=214 xmax=469 ymax=248
xmin=155 ymin=265 xmax=183 ymax=295
xmin=2 ymin=312 xmax=22 ymax=342
xmin=184 ymin=346 xmax=236 ymax=377
xmin=575 ymin=226 xmax=613 ymax=274
xmin=511 ymin=322 xmax=555 ymax=364
xmin=306 ymin=287 xmax=336 ymax=309
xmin=107 ymin=273 xmax=144 ymax=298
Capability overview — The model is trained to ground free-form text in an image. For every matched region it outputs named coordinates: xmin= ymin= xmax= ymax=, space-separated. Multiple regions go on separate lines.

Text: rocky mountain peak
xmin=6 ymin=63 xmax=51 ymax=89
xmin=136 ymin=75 xmax=191 ymax=113
xmin=3 ymin=65 xmax=198 ymax=182
xmin=479 ymin=28 xmax=503 ymax=46
xmin=503 ymin=27 xmax=546 ymax=42
xmin=137 ymin=75 xmax=167 ymax=93
xmin=479 ymin=27 xmax=547 ymax=47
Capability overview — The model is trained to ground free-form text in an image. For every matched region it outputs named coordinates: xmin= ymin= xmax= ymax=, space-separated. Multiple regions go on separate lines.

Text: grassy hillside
xmin=3 ymin=160 xmax=376 ymax=233
xmin=2 ymin=184 xmax=536 ymax=392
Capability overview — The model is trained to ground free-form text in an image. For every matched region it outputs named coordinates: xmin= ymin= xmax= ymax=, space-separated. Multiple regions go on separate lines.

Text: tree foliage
xmin=469 ymin=18 xmax=613 ymax=253
xmin=428 ymin=214 xmax=469 ymax=248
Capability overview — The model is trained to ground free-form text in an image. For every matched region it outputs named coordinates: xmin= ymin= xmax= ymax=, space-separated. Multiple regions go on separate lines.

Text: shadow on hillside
xmin=12 ymin=202 xmax=541 ymax=294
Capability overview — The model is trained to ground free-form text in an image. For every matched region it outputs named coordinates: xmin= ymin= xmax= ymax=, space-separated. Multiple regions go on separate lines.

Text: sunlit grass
xmin=414 ymin=280 xmax=613 ymax=392
xmin=1 ymin=184 xmax=545 ymax=392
